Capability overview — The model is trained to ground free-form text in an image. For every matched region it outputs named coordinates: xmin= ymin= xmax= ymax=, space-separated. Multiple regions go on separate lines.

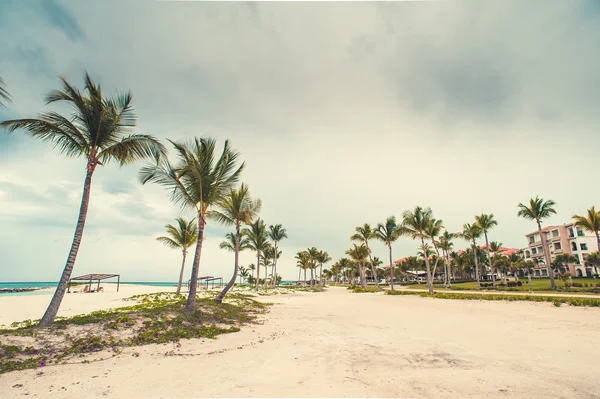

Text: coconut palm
xmin=315 ymin=250 xmax=332 ymax=286
xmin=374 ymin=216 xmax=400 ymax=291
xmin=156 ymin=218 xmax=198 ymax=295
xmin=517 ymin=196 xmax=558 ymax=289
xmin=210 ymin=184 xmax=261 ymax=303
xmin=400 ymin=206 xmax=437 ymax=294
xmin=262 ymin=244 xmax=279 ymax=288
xmin=475 ymin=214 xmax=498 ymax=288
xmin=459 ymin=223 xmax=483 ymax=289
xmin=0 ymin=77 xmax=10 ymax=108
xmin=425 ymin=218 xmax=444 ymax=285
xmin=572 ymin=207 xmax=600 ymax=252
xmin=306 ymin=247 xmax=320 ymax=286
xmin=351 ymin=224 xmax=381 ymax=290
xmin=239 ymin=266 xmax=250 ymax=285
xmin=268 ymin=224 xmax=287 ymax=287
xmin=244 ymin=219 xmax=269 ymax=291
xmin=1 ymin=73 xmax=166 ymax=325
xmin=141 ymin=137 xmax=244 ymax=312
xmin=346 ymin=244 xmax=369 ymax=289
xmin=438 ymin=231 xmax=455 ymax=288
xmin=337 ymin=257 xmax=353 ymax=284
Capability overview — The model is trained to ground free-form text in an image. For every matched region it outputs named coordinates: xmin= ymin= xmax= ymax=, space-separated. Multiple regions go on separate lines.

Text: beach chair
xmin=83 ymin=285 xmax=90 ymax=293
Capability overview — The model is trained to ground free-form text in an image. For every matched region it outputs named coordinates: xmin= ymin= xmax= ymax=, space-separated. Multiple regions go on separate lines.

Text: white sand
xmin=0 ymin=284 xmax=174 ymax=327
xmin=2 ymin=286 xmax=600 ymax=398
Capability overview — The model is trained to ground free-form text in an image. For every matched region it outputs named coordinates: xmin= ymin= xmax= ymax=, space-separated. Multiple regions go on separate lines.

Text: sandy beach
xmin=2 ymin=286 xmax=600 ymax=398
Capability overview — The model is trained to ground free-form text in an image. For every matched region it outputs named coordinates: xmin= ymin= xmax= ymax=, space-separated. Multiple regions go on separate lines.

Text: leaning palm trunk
xmin=185 ymin=218 xmax=206 ymax=314
xmin=271 ymin=243 xmax=278 ymax=288
xmin=215 ymin=231 xmax=241 ymax=303
xmin=484 ymin=233 xmax=495 ymax=288
xmin=388 ymin=245 xmax=395 ymax=292
xmin=446 ymin=253 xmax=452 ymax=288
xmin=176 ymin=249 xmax=188 ymax=295
xmin=360 ymin=263 xmax=367 ymax=289
xmin=40 ymin=162 xmax=96 ymax=325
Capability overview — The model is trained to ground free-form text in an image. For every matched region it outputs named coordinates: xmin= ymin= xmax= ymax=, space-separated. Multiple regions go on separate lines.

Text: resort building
xmin=521 ymin=223 xmax=599 ymax=277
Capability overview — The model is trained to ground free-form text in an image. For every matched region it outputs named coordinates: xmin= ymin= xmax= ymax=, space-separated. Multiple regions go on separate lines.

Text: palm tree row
xmin=294 ymin=247 xmax=330 ymax=286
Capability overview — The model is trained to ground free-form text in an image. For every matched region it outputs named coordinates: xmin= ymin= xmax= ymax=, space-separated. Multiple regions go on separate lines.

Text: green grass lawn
xmin=403 ymin=278 xmax=600 ymax=292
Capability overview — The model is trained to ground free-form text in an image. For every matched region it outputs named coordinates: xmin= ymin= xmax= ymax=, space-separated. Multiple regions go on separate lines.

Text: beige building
xmin=522 ymin=223 xmax=599 ymax=277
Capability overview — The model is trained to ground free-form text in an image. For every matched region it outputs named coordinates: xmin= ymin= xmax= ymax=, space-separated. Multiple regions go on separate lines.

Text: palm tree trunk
xmin=484 ymin=233 xmax=495 ymax=288
xmin=421 ymin=238 xmax=434 ymax=294
xmin=298 ymin=266 xmax=301 ymax=283
xmin=215 ymin=228 xmax=241 ymax=303
xmin=303 ymin=268 xmax=306 ymax=284
xmin=39 ymin=163 xmax=96 ymax=326
xmin=446 ymin=253 xmax=452 ymax=288
xmin=388 ymin=244 xmax=395 ymax=292
xmin=272 ymin=243 xmax=278 ymax=288
xmin=527 ymin=269 xmax=532 ymax=285
xmin=472 ymin=241 xmax=481 ymax=289
xmin=255 ymin=252 xmax=261 ymax=291
xmin=360 ymin=263 xmax=367 ymax=289
xmin=176 ymin=249 xmax=187 ymax=295
xmin=538 ymin=222 xmax=556 ymax=289
xmin=185 ymin=216 xmax=206 ymax=314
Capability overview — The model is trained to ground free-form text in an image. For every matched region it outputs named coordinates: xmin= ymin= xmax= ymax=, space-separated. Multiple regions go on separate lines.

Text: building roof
xmin=525 ymin=225 xmax=557 ymax=237
xmin=70 ymin=274 xmax=119 ymax=281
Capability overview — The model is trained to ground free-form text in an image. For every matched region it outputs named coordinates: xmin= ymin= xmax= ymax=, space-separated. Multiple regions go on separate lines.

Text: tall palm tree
xmin=425 ymin=218 xmax=444 ymax=284
xmin=400 ymin=206 xmax=436 ymax=294
xmin=374 ymin=216 xmax=400 ymax=291
xmin=315 ymin=250 xmax=332 ymax=286
xmin=1 ymin=72 xmax=166 ymax=325
xmin=210 ymin=184 xmax=261 ymax=303
xmin=0 ymin=76 xmax=10 ymax=108
xmin=572 ymin=206 xmax=600 ymax=253
xmin=337 ymin=257 xmax=352 ymax=284
xmin=517 ymin=196 xmax=558 ymax=289
xmin=141 ymin=137 xmax=244 ymax=312
xmin=438 ymin=231 xmax=455 ymax=288
xmin=268 ymin=224 xmax=287 ymax=287
xmin=244 ymin=219 xmax=269 ymax=291
xmin=156 ymin=218 xmax=198 ymax=295
xmin=238 ymin=266 xmax=250 ymax=285
xmin=345 ymin=244 xmax=369 ymax=289
xmin=351 ymin=224 xmax=381 ymax=290
xmin=295 ymin=251 xmax=306 ymax=283
xmin=460 ymin=223 xmax=483 ymax=289
xmin=475 ymin=214 xmax=498 ymax=288
xmin=306 ymin=247 xmax=320 ymax=286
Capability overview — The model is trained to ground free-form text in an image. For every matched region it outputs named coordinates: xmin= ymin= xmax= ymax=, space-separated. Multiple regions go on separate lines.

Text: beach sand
xmin=1 ymin=286 xmax=599 ymax=398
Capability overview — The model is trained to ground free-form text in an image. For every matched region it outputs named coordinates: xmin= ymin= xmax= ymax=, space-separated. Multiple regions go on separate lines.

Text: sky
xmin=1 ymin=0 xmax=599 ymax=282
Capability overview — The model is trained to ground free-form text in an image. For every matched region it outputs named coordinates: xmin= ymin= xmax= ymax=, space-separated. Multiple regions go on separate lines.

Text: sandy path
xmin=2 ymin=287 xmax=599 ymax=398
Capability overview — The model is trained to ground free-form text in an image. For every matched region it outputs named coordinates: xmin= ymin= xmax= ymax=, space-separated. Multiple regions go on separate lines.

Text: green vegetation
xmin=348 ymin=286 xmax=381 ymax=293
xmin=402 ymin=278 xmax=600 ymax=293
xmin=0 ymin=292 xmax=268 ymax=374
xmin=385 ymin=290 xmax=600 ymax=307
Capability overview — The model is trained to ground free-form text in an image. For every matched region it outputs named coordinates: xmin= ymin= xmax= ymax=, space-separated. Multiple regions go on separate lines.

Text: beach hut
xmin=68 ymin=273 xmax=120 ymax=293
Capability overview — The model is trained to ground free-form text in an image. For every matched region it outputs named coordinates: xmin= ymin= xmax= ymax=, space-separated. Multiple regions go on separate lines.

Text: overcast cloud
xmin=1 ymin=0 xmax=599 ymax=282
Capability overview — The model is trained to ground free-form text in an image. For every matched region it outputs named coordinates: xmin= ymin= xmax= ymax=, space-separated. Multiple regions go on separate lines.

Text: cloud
xmin=1 ymin=1 xmax=599 ymax=282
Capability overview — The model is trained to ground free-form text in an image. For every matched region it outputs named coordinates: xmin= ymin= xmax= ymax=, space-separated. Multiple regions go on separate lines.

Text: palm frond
xmin=98 ymin=134 xmax=166 ymax=165
xmin=156 ymin=236 xmax=180 ymax=249
xmin=0 ymin=77 xmax=11 ymax=108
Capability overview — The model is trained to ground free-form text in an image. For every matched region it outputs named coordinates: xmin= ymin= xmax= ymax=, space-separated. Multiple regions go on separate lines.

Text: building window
xmin=554 ymin=242 xmax=561 ymax=250
xmin=525 ymin=250 xmax=531 ymax=259
xmin=572 ymin=242 xmax=577 ymax=251
xmin=581 ymin=243 xmax=588 ymax=251
xmin=575 ymin=255 xmax=581 ymax=264
xmin=532 ymin=248 xmax=537 ymax=254
xmin=552 ymin=230 xmax=559 ymax=238
xmin=538 ymin=247 xmax=544 ymax=253
xmin=577 ymin=229 xmax=584 ymax=237
xmin=568 ymin=228 xmax=574 ymax=238
xmin=529 ymin=236 xmax=535 ymax=244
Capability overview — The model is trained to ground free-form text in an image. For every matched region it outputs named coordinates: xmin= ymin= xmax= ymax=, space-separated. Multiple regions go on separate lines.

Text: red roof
xmin=525 ymin=225 xmax=556 ymax=237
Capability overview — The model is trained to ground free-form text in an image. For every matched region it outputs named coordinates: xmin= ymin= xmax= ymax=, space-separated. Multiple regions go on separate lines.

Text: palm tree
xmin=0 ymin=76 xmax=10 ymax=108
xmin=337 ymin=257 xmax=353 ymax=284
xmin=460 ymin=223 xmax=483 ymax=288
xmin=585 ymin=252 xmax=600 ymax=277
xmin=141 ymin=137 xmax=244 ymax=312
xmin=1 ymin=72 xmax=166 ymax=325
xmin=315 ymin=250 xmax=332 ymax=286
xmin=210 ymin=184 xmax=261 ymax=303
xmin=400 ymin=206 xmax=436 ymax=294
xmin=156 ymin=218 xmax=198 ymax=295
xmin=238 ymin=266 xmax=250 ymax=285
xmin=306 ymin=247 xmax=320 ymax=286
xmin=425 ymin=218 xmax=444 ymax=285
xmin=374 ymin=217 xmax=400 ymax=291
xmin=475 ymin=214 xmax=498 ymax=288
xmin=572 ymin=207 xmax=600 ymax=253
xmin=346 ymin=244 xmax=369 ymax=289
xmin=438 ymin=231 xmax=455 ymax=288
xmin=268 ymin=224 xmax=287 ymax=287
xmin=517 ymin=196 xmax=558 ymax=289
xmin=351 ymin=224 xmax=381 ymax=291
xmin=244 ymin=219 xmax=269 ymax=291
